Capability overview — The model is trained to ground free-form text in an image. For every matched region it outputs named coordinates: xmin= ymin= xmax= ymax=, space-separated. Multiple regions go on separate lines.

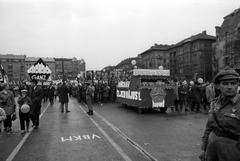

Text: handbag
xmin=11 ymin=114 xmax=16 ymax=121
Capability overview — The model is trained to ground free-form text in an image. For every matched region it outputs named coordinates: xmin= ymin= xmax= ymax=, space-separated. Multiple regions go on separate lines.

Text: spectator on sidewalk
xmin=17 ymin=89 xmax=32 ymax=134
xmin=0 ymin=83 xmax=16 ymax=132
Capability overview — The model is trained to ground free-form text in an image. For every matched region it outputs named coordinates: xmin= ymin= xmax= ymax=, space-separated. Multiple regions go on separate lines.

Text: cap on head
xmin=21 ymin=89 xmax=28 ymax=93
xmin=213 ymin=70 xmax=239 ymax=84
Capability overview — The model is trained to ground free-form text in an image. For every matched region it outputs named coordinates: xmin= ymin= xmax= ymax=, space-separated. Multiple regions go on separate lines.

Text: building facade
xmin=0 ymin=54 xmax=85 ymax=83
xmin=169 ymin=31 xmax=215 ymax=81
xmin=0 ymin=54 xmax=26 ymax=82
xmin=54 ymin=57 xmax=84 ymax=81
xmin=213 ymin=8 xmax=240 ymax=75
xmin=138 ymin=44 xmax=171 ymax=70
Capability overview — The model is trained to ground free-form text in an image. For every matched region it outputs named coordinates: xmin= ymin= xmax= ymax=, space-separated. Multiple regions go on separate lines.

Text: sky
xmin=0 ymin=0 xmax=239 ymax=70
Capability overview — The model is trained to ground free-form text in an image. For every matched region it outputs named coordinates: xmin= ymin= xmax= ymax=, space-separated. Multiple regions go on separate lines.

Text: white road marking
xmin=6 ymin=103 xmax=50 ymax=161
xmin=77 ymin=103 xmax=132 ymax=161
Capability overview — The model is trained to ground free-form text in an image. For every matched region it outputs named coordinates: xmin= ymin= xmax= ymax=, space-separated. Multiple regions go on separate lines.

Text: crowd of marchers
xmin=0 ymin=80 xmax=118 ymax=134
xmin=172 ymin=78 xmax=222 ymax=112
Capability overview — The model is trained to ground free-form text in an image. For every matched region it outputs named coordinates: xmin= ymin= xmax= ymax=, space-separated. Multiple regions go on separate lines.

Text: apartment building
xmin=213 ymin=8 xmax=240 ymax=75
xmin=0 ymin=54 xmax=26 ymax=82
xmin=169 ymin=31 xmax=215 ymax=81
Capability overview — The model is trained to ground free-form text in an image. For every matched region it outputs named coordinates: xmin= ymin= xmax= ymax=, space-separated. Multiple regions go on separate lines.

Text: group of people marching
xmin=74 ymin=81 xmax=117 ymax=104
xmin=0 ymin=79 xmax=43 ymax=134
xmin=173 ymin=78 xmax=221 ymax=112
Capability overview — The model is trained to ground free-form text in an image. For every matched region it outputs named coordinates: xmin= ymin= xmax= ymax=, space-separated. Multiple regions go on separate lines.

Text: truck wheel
xmin=160 ymin=107 xmax=167 ymax=113
xmin=137 ymin=108 xmax=144 ymax=114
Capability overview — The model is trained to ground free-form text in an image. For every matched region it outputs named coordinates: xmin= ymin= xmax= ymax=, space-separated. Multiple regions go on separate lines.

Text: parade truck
xmin=116 ymin=69 xmax=174 ymax=113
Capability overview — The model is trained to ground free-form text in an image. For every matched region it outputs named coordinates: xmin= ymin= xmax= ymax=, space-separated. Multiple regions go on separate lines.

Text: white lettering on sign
xmin=133 ymin=69 xmax=170 ymax=76
xmin=31 ymin=75 xmax=46 ymax=80
xmin=116 ymin=89 xmax=141 ymax=101
xmin=117 ymin=81 xmax=130 ymax=88
xmin=61 ymin=134 xmax=101 ymax=142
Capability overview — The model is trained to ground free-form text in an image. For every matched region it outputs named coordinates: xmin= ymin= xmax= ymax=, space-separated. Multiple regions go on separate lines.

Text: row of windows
xmin=0 ymin=59 xmax=24 ymax=62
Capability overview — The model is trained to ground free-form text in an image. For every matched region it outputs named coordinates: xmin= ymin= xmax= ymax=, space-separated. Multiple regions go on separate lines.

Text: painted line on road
xmin=6 ymin=102 xmax=50 ymax=161
xmin=93 ymin=112 xmax=158 ymax=161
xmin=77 ymin=102 xmax=132 ymax=161
xmin=78 ymin=101 xmax=158 ymax=161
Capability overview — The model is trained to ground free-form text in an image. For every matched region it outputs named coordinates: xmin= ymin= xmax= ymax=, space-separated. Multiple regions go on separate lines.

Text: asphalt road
xmin=0 ymin=97 xmax=208 ymax=161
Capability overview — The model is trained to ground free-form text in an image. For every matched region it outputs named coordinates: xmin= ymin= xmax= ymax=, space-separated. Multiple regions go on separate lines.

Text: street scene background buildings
xmin=0 ymin=8 xmax=240 ymax=84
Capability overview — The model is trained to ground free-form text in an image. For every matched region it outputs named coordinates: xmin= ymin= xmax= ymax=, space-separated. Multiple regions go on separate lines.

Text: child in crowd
xmin=0 ymin=107 xmax=6 ymax=133
xmin=17 ymin=89 xmax=32 ymax=134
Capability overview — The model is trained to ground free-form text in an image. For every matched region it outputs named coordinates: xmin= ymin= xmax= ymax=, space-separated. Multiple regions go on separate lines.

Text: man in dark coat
xmin=178 ymin=80 xmax=189 ymax=111
xmin=48 ymin=83 xmax=55 ymax=105
xmin=190 ymin=81 xmax=202 ymax=112
xmin=28 ymin=79 xmax=44 ymax=129
xmin=59 ymin=82 xmax=70 ymax=113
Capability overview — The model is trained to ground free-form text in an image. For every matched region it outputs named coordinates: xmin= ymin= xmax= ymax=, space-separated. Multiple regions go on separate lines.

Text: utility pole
xmin=62 ymin=57 xmax=65 ymax=82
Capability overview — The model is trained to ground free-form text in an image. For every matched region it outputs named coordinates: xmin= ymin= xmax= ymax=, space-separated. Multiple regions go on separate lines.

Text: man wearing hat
xmin=199 ymin=70 xmax=240 ymax=161
xmin=17 ymin=89 xmax=32 ymax=134
xmin=28 ymin=79 xmax=43 ymax=129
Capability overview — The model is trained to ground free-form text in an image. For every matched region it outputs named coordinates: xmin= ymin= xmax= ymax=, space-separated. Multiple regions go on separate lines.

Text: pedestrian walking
xmin=59 ymin=82 xmax=70 ymax=113
xmin=0 ymin=107 xmax=6 ymax=133
xmin=28 ymin=79 xmax=44 ymax=129
xmin=48 ymin=83 xmax=55 ymax=105
xmin=199 ymin=70 xmax=240 ymax=161
xmin=86 ymin=82 xmax=94 ymax=115
xmin=0 ymin=83 xmax=16 ymax=132
xmin=17 ymin=89 xmax=32 ymax=134
xmin=173 ymin=79 xmax=180 ymax=111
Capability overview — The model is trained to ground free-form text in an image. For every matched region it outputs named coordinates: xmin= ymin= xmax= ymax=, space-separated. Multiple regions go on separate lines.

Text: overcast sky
xmin=0 ymin=0 xmax=239 ymax=70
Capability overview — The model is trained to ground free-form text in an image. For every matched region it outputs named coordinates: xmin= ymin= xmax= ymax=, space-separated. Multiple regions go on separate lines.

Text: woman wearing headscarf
xmin=0 ymin=83 xmax=16 ymax=132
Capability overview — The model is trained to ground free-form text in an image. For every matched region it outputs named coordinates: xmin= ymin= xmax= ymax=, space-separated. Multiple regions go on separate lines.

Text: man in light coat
xmin=206 ymin=82 xmax=215 ymax=110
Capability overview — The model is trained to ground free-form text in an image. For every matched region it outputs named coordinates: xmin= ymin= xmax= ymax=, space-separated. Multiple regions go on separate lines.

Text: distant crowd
xmin=172 ymin=78 xmax=222 ymax=112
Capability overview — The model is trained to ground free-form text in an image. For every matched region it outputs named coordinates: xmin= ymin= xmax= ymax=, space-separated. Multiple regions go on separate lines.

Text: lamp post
xmin=200 ymin=56 xmax=206 ymax=82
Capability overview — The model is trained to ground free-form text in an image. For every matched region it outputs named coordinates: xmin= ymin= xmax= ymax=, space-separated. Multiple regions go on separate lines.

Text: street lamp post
xmin=200 ymin=56 xmax=206 ymax=82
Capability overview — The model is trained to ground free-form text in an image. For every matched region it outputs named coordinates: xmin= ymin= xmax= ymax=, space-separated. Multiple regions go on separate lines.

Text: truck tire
xmin=160 ymin=107 xmax=167 ymax=113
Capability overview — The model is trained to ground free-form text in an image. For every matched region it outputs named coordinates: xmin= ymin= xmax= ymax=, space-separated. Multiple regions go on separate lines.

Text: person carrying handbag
xmin=0 ymin=83 xmax=16 ymax=132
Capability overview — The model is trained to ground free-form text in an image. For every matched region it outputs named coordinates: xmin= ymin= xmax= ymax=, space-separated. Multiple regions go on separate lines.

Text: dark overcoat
xmin=59 ymin=84 xmax=69 ymax=103
xmin=48 ymin=86 xmax=55 ymax=98
xmin=178 ymin=85 xmax=188 ymax=102
xmin=28 ymin=86 xmax=44 ymax=115
xmin=190 ymin=84 xmax=202 ymax=103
